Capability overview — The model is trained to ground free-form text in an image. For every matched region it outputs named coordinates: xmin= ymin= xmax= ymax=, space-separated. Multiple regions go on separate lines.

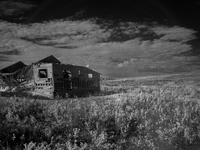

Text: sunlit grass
xmin=1 ymin=73 xmax=200 ymax=150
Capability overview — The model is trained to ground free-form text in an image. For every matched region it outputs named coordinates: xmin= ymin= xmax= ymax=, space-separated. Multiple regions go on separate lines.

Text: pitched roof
xmin=36 ymin=55 xmax=61 ymax=64
xmin=0 ymin=61 xmax=27 ymax=73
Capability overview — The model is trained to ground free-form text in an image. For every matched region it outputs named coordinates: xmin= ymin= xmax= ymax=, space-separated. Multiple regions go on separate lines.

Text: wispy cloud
xmin=0 ymin=1 xmax=34 ymax=17
xmin=152 ymin=26 xmax=197 ymax=42
xmin=16 ymin=20 xmax=111 ymax=48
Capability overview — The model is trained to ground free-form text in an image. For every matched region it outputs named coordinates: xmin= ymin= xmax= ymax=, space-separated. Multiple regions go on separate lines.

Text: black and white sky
xmin=0 ymin=0 xmax=200 ymax=77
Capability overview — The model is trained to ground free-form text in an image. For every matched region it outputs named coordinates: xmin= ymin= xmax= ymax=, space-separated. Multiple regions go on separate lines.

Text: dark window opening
xmin=63 ymin=70 xmax=72 ymax=78
xmin=39 ymin=69 xmax=48 ymax=78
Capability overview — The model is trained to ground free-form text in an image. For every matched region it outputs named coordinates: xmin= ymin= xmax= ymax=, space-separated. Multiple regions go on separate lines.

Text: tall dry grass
xmin=1 ymin=79 xmax=200 ymax=150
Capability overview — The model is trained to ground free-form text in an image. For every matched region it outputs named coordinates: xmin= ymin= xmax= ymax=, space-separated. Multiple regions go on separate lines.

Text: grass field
xmin=1 ymin=71 xmax=200 ymax=150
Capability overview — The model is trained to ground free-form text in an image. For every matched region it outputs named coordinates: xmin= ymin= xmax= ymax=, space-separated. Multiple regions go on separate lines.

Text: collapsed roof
xmin=0 ymin=61 xmax=27 ymax=73
xmin=0 ymin=55 xmax=61 ymax=73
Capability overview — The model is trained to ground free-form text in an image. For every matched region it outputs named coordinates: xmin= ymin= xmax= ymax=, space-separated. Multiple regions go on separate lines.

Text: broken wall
xmin=32 ymin=63 xmax=54 ymax=98
xmin=0 ymin=65 xmax=34 ymax=92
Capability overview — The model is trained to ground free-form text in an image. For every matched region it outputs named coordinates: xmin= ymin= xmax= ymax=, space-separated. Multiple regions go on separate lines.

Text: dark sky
xmin=1 ymin=0 xmax=199 ymax=34
xmin=28 ymin=1 xmax=199 ymax=24
xmin=2 ymin=0 xmax=199 ymax=26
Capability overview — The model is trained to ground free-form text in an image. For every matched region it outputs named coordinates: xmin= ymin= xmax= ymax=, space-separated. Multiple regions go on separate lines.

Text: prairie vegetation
xmin=1 ymin=72 xmax=200 ymax=150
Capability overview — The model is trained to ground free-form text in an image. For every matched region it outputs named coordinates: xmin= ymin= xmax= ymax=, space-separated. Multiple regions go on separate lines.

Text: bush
xmin=0 ymin=99 xmax=48 ymax=149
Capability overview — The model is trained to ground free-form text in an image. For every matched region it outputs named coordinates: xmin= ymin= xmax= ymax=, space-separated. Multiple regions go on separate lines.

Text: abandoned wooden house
xmin=0 ymin=55 xmax=101 ymax=98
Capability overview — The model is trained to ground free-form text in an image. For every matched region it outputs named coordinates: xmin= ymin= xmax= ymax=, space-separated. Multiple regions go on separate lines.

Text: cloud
xmin=117 ymin=57 xmax=147 ymax=68
xmin=0 ymin=49 xmax=21 ymax=55
xmin=0 ymin=1 xmax=34 ymax=17
xmin=16 ymin=20 xmax=111 ymax=48
xmin=0 ymin=18 xmax=198 ymax=77
xmin=0 ymin=55 xmax=8 ymax=62
xmin=1 ymin=18 xmax=195 ymax=50
xmin=152 ymin=26 xmax=197 ymax=42
xmin=105 ymin=37 xmax=194 ymax=69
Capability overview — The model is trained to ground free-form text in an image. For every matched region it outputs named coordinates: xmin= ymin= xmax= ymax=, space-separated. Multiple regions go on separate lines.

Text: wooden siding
xmin=52 ymin=63 xmax=100 ymax=98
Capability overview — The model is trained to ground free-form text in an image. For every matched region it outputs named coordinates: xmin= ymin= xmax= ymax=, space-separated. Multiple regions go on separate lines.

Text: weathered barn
xmin=0 ymin=55 xmax=101 ymax=98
